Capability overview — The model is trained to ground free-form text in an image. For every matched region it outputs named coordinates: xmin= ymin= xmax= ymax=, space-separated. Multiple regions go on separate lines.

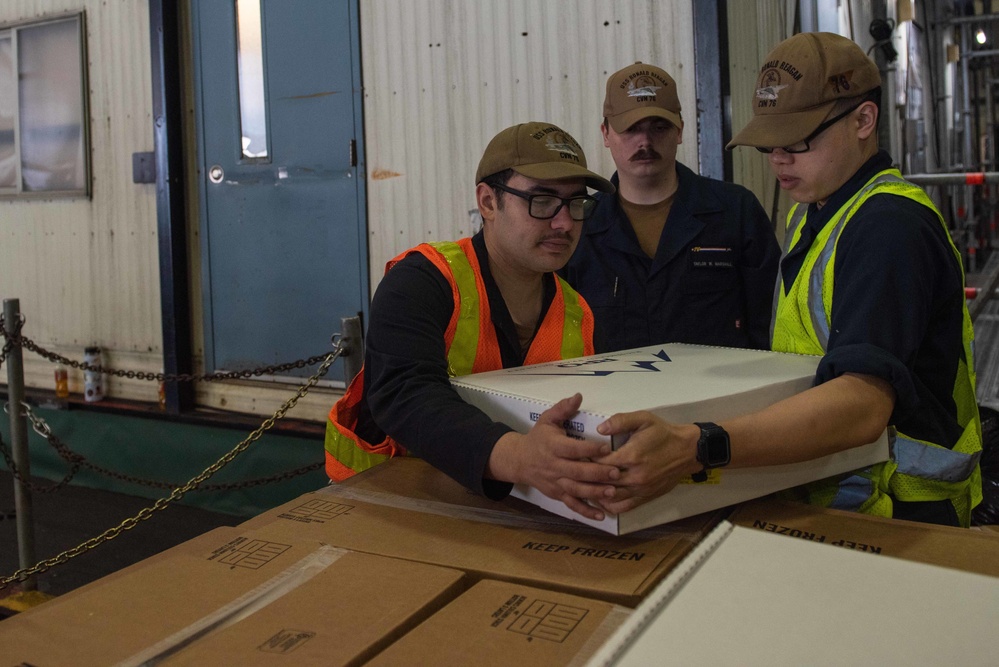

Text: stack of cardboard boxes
xmin=0 ymin=345 xmax=995 ymax=665
xmin=0 ymin=458 xmax=719 ymax=665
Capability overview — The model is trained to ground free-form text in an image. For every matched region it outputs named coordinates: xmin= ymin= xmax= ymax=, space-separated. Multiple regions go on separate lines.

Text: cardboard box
xmin=40 ymin=526 xmax=247 ymax=607
xmin=0 ymin=527 xmax=465 ymax=667
xmin=450 ymin=344 xmax=889 ymax=534
xmin=729 ymin=496 xmax=999 ymax=577
xmin=368 ymin=579 xmax=631 ymax=666
xmin=585 ymin=521 xmax=999 ymax=666
xmin=157 ymin=550 xmax=465 ymax=666
xmin=238 ymin=458 xmax=722 ymax=607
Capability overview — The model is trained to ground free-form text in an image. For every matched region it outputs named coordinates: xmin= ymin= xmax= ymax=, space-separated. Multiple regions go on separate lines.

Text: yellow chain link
xmin=1 ymin=345 xmax=341 ymax=590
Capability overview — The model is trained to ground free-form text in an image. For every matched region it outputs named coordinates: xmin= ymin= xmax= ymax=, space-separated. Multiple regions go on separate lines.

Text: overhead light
xmin=976 ymin=28 xmax=987 ymax=45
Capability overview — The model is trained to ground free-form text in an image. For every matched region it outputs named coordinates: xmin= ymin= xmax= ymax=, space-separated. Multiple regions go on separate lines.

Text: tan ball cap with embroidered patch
xmin=727 ymin=32 xmax=881 ymax=150
xmin=476 ymin=122 xmax=614 ymax=193
xmin=603 ymin=62 xmax=683 ymax=133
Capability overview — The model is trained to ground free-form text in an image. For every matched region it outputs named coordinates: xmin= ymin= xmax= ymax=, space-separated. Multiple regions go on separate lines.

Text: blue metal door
xmin=192 ymin=0 xmax=367 ymax=383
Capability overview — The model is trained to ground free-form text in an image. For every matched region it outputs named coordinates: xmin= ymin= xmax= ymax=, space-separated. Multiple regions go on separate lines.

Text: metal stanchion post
xmin=3 ymin=298 xmax=37 ymax=591
xmin=340 ymin=315 xmax=364 ymax=386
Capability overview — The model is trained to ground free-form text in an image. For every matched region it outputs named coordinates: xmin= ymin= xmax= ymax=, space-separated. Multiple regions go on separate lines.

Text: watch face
xmin=697 ymin=422 xmax=731 ymax=468
xmin=704 ymin=434 xmax=730 ymax=466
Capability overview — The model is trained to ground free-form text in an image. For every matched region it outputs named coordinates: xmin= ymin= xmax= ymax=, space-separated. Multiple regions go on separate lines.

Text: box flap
xmin=730 ymin=496 xmax=999 ymax=577
xmin=586 ymin=521 xmax=999 ymax=666
xmin=239 ymin=459 xmax=722 ymax=606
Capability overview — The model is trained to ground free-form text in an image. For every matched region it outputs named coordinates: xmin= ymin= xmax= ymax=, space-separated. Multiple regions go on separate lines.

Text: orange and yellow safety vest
xmin=324 ymin=237 xmax=594 ymax=481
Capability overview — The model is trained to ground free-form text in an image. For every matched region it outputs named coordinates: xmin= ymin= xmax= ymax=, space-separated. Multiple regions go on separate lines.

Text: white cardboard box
xmin=451 ymin=344 xmax=889 ymax=535
xmin=584 ymin=521 xmax=999 ymax=666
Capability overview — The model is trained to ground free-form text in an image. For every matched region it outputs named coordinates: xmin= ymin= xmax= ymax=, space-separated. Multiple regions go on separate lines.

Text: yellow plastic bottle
xmin=54 ymin=366 xmax=69 ymax=398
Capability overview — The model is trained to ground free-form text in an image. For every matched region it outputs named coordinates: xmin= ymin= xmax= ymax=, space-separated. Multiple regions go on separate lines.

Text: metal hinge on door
xmin=349 ymin=139 xmax=357 ymax=168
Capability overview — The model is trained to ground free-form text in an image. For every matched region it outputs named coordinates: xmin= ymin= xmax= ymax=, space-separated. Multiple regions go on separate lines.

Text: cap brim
xmin=607 ymin=108 xmax=683 ymax=134
xmin=514 ymin=163 xmax=615 ymax=193
xmin=726 ymin=102 xmax=835 ymax=150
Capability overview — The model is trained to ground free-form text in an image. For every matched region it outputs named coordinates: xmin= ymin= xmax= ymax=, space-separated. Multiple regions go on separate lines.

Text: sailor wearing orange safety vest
xmin=325 ymin=121 xmax=625 ymax=521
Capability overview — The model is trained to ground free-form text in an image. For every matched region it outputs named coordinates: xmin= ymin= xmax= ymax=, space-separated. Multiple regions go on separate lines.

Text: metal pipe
xmin=340 ymin=315 xmax=364 ymax=386
xmin=988 ymin=79 xmax=997 ymax=172
xmin=959 ymin=22 xmax=977 ymax=272
xmin=3 ymin=298 xmax=36 ymax=591
xmin=948 ymin=13 xmax=999 ymax=25
xmin=961 ymin=23 xmax=975 ymax=171
xmin=904 ymin=171 xmax=999 ymax=185
xmin=964 ymin=48 xmax=999 ymax=59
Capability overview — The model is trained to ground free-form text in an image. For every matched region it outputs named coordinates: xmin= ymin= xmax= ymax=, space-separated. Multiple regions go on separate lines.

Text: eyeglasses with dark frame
xmin=488 ymin=182 xmax=598 ymax=221
xmin=756 ymin=100 xmax=866 ymax=154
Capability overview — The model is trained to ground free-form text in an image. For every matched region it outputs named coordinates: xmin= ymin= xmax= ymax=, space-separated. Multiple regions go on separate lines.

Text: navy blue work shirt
xmin=784 ymin=150 xmax=967 ymax=451
xmin=359 ymin=232 xmax=558 ymax=499
xmin=561 ymin=162 xmax=780 ymax=353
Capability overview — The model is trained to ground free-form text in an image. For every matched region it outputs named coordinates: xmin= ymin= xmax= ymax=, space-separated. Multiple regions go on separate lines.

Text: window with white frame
xmin=0 ymin=14 xmax=89 ymax=197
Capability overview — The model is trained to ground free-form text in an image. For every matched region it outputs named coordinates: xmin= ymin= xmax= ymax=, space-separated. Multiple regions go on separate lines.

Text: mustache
xmin=630 ymin=148 xmax=662 ymax=161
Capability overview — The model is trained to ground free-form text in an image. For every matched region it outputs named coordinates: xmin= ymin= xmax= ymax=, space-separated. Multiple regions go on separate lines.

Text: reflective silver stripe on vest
xmin=804 ymin=173 xmax=905 ymax=349
xmin=784 ymin=204 xmax=809 ymax=255
xmin=808 ymin=242 xmax=833 ymax=348
xmin=771 ymin=205 xmax=809 ymax=345
xmin=894 ymin=434 xmax=982 ymax=483
xmin=829 ymin=472 xmax=875 ymax=511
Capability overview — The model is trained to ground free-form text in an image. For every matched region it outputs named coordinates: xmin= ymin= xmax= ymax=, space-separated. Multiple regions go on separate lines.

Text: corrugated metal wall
xmin=9 ymin=1 xmax=920 ymax=422
xmin=1 ymin=0 xmax=701 ymax=421
xmin=726 ymin=0 xmax=797 ymax=245
xmin=360 ymin=0 xmax=698 ymax=283
xmin=0 ymin=0 xmax=160 ymax=401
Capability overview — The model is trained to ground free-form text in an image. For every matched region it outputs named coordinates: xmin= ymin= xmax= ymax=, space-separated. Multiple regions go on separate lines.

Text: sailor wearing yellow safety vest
xmin=592 ymin=32 xmax=981 ymax=527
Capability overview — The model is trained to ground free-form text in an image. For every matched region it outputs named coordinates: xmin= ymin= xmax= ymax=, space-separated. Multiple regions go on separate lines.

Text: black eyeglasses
xmin=756 ymin=100 xmax=865 ymax=154
xmin=488 ymin=182 xmax=598 ymax=221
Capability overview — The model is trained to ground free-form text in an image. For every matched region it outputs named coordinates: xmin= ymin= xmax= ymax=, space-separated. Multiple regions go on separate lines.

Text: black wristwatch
xmin=691 ymin=422 xmax=731 ymax=482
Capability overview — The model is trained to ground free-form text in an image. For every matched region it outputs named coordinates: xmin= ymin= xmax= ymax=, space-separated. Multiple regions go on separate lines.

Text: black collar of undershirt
xmin=803 ymin=150 xmax=894 ymax=234
xmin=472 ymin=230 xmax=557 ymax=365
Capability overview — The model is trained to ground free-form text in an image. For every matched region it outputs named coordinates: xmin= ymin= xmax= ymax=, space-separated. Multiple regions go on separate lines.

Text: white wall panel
xmin=0 ymin=0 xmax=161 ymax=401
xmin=0 ymin=0 xmax=707 ymax=423
xmin=361 ymin=0 xmax=698 ymax=287
xmin=726 ymin=0 xmax=797 ymax=244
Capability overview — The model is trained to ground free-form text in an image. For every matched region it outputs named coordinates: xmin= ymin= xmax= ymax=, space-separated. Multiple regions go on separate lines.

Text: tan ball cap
xmin=476 ymin=122 xmax=614 ymax=193
xmin=603 ymin=62 xmax=683 ymax=133
xmin=727 ymin=32 xmax=881 ymax=149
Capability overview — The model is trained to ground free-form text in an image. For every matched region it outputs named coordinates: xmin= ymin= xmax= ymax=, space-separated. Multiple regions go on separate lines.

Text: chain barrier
xmin=0 ymin=314 xmax=331 ymax=383
xmin=0 ymin=342 xmax=341 ymax=590
xmin=0 ymin=313 xmax=334 ymax=492
xmin=0 ymin=311 xmax=344 ymax=588
xmin=0 ymin=425 xmax=81 ymax=493
xmin=0 ymin=405 xmax=323 ymax=494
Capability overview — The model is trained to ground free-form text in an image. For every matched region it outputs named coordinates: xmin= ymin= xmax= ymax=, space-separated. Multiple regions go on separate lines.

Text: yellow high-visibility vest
xmin=772 ymin=170 xmax=982 ymax=525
